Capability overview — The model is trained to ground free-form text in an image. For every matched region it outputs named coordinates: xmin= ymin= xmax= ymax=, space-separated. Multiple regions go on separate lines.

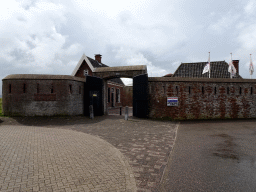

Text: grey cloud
xmin=118 ymin=11 xmax=132 ymax=25
xmin=1 ymin=0 xmax=256 ymax=95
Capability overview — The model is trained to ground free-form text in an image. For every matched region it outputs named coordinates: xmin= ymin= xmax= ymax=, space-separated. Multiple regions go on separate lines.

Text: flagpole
xmin=250 ymin=54 xmax=252 ymax=79
xmin=209 ymin=52 xmax=210 ymax=78
xmin=230 ymin=53 xmax=232 ymax=79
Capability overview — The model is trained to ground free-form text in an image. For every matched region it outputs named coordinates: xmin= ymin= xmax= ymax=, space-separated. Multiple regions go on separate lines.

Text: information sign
xmin=167 ymin=97 xmax=178 ymax=106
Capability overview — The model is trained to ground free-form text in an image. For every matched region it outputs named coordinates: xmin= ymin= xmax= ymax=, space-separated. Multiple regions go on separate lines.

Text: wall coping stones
xmin=149 ymin=77 xmax=256 ymax=83
xmin=94 ymin=65 xmax=147 ymax=72
xmin=2 ymin=74 xmax=86 ymax=82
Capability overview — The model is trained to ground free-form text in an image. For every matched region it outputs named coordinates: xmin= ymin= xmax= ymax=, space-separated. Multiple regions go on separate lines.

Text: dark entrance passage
xmin=84 ymin=76 xmax=103 ymax=116
xmin=133 ymin=74 xmax=148 ymax=118
xmin=111 ymin=92 xmax=114 ymax=107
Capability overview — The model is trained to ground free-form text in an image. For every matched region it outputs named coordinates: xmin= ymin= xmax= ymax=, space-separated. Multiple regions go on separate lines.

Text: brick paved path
xmin=0 ymin=116 xmax=179 ymax=191
xmin=63 ymin=117 xmax=178 ymax=191
xmin=0 ymin=125 xmax=137 ymax=192
xmin=108 ymin=107 xmax=133 ymax=116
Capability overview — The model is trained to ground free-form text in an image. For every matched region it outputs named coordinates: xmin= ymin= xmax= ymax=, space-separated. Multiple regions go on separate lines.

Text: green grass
xmin=0 ymin=98 xmax=2 ymax=116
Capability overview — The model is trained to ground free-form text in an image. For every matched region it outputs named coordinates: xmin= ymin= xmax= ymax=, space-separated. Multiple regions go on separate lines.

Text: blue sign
xmin=167 ymin=97 xmax=178 ymax=106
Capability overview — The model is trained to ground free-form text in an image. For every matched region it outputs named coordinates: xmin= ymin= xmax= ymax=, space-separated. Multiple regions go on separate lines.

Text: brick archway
xmin=93 ymin=65 xmax=147 ymax=79
xmin=92 ymin=65 xmax=147 ymax=115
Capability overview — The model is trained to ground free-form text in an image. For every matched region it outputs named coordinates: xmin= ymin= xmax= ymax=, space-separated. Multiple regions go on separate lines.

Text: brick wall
xmin=122 ymin=86 xmax=133 ymax=107
xmin=2 ymin=78 xmax=84 ymax=116
xmin=74 ymin=60 xmax=93 ymax=77
xmin=106 ymin=82 xmax=123 ymax=108
xmin=148 ymin=77 xmax=256 ymax=120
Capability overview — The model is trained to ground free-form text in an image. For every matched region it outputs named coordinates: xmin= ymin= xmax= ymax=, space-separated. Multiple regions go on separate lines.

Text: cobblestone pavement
xmin=108 ymin=107 xmax=133 ymax=116
xmin=0 ymin=125 xmax=136 ymax=192
xmin=0 ymin=116 xmax=179 ymax=191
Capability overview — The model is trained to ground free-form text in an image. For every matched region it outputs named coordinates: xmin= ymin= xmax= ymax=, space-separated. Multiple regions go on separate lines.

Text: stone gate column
xmin=103 ymin=79 xmax=108 ymax=115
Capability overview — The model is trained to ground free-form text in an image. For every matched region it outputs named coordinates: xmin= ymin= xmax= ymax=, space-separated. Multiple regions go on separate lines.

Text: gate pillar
xmin=103 ymin=79 xmax=108 ymax=115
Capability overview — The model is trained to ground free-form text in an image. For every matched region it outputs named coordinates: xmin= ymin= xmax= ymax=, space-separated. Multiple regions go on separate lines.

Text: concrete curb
xmin=114 ymin=148 xmax=137 ymax=192
xmin=99 ymin=137 xmax=138 ymax=192
xmin=159 ymin=122 xmax=180 ymax=185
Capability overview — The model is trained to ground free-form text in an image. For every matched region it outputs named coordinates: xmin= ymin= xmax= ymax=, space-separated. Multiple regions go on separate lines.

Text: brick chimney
xmin=232 ymin=60 xmax=239 ymax=75
xmin=95 ymin=54 xmax=102 ymax=63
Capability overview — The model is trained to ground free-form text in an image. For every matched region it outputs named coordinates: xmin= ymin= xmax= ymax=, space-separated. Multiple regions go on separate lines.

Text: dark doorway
xmin=108 ymin=88 xmax=110 ymax=103
xmin=133 ymin=74 xmax=148 ymax=118
xmin=111 ymin=92 xmax=114 ymax=107
xmin=84 ymin=76 xmax=103 ymax=116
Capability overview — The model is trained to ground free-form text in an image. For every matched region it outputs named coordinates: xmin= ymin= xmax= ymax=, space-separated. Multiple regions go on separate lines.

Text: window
xmin=227 ymin=87 xmax=229 ymax=94
xmin=176 ymin=86 xmax=178 ymax=95
xmin=79 ymin=86 xmax=81 ymax=94
xmin=9 ymin=84 xmax=11 ymax=93
xmin=202 ymin=87 xmax=204 ymax=94
xmin=108 ymin=88 xmax=110 ymax=103
xmin=214 ymin=87 xmax=217 ymax=95
xmin=116 ymin=89 xmax=120 ymax=103
xmin=188 ymin=86 xmax=191 ymax=94
xmin=240 ymin=87 xmax=242 ymax=95
xmin=84 ymin=69 xmax=89 ymax=76
xmin=37 ymin=83 xmax=39 ymax=94
xmin=69 ymin=85 xmax=72 ymax=94
xmin=23 ymin=84 xmax=26 ymax=93
xmin=163 ymin=85 xmax=166 ymax=95
xmin=251 ymin=87 xmax=253 ymax=95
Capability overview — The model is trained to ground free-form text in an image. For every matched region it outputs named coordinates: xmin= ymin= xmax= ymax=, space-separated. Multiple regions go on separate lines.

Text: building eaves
xmin=108 ymin=78 xmax=124 ymax=85
xmin=71 ymin=54 xmax=95 ymax=76
xmin=94 ymin=65 xmax=147 ymax=72
xmin=3 ymin=74 xmax=87 ymax=82
xmin=148 ymin=77 xmax=253 ymax=83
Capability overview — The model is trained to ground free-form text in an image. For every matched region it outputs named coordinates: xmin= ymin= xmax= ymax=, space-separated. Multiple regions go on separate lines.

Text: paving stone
xmin=0 ymin=115 xmax=179 ymax=191
xmin=61 ymin=116 xmax=179 ymax=191
xmin=0 ymin=125 xmax=137 ymax=192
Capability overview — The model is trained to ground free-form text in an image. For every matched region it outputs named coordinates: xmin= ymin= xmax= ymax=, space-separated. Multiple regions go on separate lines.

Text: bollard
xmin=89 ymin=105 xmax=94 ymax=119
xmin=125 ymin=106 xmax=128 ymax=120
xmin=120 ymin=107 xmax=122 ymax=115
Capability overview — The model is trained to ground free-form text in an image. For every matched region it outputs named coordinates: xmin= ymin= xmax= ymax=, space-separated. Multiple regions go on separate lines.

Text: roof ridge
xmin=181 ymin=61 xmax=226 ymax=64
xmin=71 ymin=54 xmax=95 ymax=76
xmin=172 ymin=60 xmax=242 ymax=78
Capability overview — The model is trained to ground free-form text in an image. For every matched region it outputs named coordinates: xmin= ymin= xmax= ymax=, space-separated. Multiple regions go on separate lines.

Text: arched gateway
xmin=71 ymin=54 xmax=148 ymax=117
xmin=92 ymin=65 xmax=148 ymax=117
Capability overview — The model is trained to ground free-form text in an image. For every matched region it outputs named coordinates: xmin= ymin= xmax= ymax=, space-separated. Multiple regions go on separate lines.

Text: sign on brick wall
xmin=167 ymin=97 xmax=178 ymax=106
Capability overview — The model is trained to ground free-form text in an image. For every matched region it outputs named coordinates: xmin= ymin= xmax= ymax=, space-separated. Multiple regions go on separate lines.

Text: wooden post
xmin=89 ymin=105 xmax=94 ymax=119
xmin=125 ymin=106 xmax=128 ymax=120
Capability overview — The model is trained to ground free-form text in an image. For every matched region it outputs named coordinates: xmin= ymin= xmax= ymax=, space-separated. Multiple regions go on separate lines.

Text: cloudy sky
xmin=1 ymin=0 xmax=256 ymax=94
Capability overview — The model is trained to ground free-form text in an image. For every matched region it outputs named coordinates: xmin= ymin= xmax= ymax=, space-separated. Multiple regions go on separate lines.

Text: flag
xmin=249 ymin=55 xmax=254 ymax=75
xmin=202 ymin=63 xmax=210 ymax=74
xmin=202 ymin=53 xmax=210 ymax=75
xmin=228 ymin=60 xmax=236 ymax=77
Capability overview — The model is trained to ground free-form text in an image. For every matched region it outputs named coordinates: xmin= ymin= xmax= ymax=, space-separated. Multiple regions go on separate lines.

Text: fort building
xmin=2 ymin=57 xmax=256 ymax=120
